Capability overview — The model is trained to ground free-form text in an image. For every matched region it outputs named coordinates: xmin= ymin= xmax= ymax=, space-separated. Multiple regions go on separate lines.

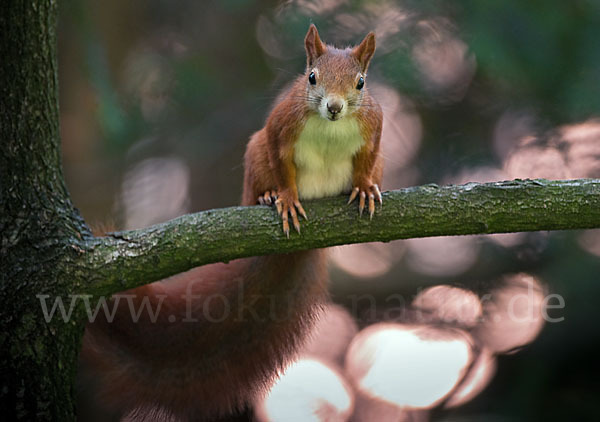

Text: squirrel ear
xmin=305 ymin=24 xmax=326 ymax=67
xmin=352 ymin=31 xmax=376 ymax=72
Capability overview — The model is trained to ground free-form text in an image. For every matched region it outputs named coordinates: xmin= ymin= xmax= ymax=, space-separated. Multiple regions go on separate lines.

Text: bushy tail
xmin=80 ymin=250 xmax=328 ymax=421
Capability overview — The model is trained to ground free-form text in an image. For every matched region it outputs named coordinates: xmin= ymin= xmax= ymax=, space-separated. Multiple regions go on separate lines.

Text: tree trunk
xmin=1 ymin=1 xmax=89 ymax=419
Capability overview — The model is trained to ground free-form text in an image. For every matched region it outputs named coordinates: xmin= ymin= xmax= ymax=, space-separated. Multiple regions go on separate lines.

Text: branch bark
xmin=82 ymin=178 xmax=600 ymax=297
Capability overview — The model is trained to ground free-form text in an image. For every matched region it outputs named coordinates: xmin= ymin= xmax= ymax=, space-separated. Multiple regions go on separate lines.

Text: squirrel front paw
xmin=257 ymin=190 xmax=278 ymax=205
xmin=273 ymin=190 xmax=307 ymax=238
xmin=348 ymin=182 xmax=382 ymax=219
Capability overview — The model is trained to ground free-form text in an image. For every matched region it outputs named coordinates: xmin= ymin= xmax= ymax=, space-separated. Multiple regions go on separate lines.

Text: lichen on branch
xmin=81 ymin=178 xmax=600 ymax=296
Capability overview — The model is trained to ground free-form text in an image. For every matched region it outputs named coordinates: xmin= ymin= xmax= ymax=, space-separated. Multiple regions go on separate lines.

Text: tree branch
xmin=80 ymin=178 xmax=600 ymax=296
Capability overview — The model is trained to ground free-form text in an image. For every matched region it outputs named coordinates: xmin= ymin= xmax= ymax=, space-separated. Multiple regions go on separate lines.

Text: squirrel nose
xmin=327 ymin=101 xmax=343 ymax=115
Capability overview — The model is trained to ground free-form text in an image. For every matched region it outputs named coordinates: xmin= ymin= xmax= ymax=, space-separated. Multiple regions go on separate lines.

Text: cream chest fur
xmin=294 ymin=115 xmax=364 ymax=200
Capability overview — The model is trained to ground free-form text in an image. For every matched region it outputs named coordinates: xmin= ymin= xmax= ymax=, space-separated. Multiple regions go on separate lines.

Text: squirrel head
xmin=304 ymin=24 xmax=376 ymax=122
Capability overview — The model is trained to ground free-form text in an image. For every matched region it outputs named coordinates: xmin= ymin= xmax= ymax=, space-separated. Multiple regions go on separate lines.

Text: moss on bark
xmin=82 ymin=179 xmax=600 ymax=297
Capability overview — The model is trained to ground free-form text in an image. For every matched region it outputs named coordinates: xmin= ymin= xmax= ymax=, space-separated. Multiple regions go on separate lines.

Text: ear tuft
xmin=352 ymin=31 xmax=376 ymax=72
xmin=305 ymin=24 xmax=327 ymax=68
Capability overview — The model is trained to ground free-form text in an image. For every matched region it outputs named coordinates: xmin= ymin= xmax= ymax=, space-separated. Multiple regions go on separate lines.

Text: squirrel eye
xmin=356 ymin=76 xmax=365 ymax=90
xmin=308 ymin=71 xmax=317 ymax=85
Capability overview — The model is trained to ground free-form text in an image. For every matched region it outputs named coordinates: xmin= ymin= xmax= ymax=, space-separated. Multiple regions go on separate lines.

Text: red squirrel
xmin=80 ymin=25 xmax=383 ymax=421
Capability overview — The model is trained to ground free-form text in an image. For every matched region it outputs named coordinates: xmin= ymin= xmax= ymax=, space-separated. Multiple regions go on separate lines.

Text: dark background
xmin=59 ymin=0 xmax=600 ymax=420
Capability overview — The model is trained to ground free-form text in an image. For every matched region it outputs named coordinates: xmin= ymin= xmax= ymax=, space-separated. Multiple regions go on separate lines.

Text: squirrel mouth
xmin=328 ymin=115 xmax=341 ymax=121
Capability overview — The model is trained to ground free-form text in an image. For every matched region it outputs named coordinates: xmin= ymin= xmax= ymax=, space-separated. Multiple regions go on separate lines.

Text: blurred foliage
xmin=58 ymin=0 xmax=600 ymax=420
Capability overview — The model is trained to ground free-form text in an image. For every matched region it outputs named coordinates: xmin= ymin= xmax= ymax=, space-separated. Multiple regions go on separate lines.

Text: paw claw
xmin=260 ymin=190 xmax=278 ymax=206
xmin=350 ymin=183 xmax=382 ymax=218
xmin=374 ymin=184 xmax=383 ymax=206
xmin=282 ymin=210 xmax=289 ymax=236
xmin=289 ymin=207 xmax=301 ymax=234
xmin=359 ymin=191 xmax=366 ymax=217
xmin=263 ymin=191 xmax=272 ymax=205
xmin=348 ymin=187 xmax=360 ymax=204
xmin=274 ymin=191 xmax=305 ymax=237
xmin=296 ymin=202 xmax=308 ymax=220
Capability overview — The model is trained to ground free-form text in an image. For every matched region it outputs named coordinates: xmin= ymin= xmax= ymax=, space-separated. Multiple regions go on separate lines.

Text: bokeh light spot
xmin=412 ymin=285 xmax=482 ymax=328
xmin=475 ymin=274 xmax=546 ymax=354
xmin=346 ymin=324 xmax=473 ymax=409
xmin=255 ymin=358 xmax=354 ymax=422
xmin=302 ymin=304 xmax=359 ymax=365
xmin=405 ymin=236 xmax=479 ymax=277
